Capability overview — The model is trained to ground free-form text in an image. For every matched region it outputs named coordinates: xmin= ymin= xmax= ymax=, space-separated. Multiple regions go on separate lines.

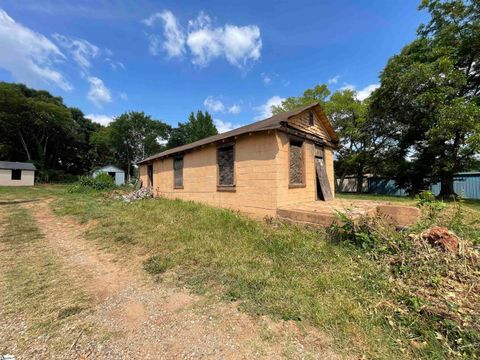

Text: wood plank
xmin=315 ymin=158 xmax=333 ymax=201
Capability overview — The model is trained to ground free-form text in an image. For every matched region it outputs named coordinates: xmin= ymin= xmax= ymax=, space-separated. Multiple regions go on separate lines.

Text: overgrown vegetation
xmin=329 ymin=191 xmax=480 ymax=358
xmin=68 ymin=173 xmax=117 ymax=193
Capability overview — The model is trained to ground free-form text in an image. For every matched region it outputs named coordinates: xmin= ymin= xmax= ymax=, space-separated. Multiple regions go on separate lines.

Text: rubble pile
xmin=114 ymin=187 xmax=153 ymax=202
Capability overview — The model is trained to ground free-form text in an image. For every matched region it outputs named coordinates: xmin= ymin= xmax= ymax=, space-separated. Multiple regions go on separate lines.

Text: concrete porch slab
xmin=277 ymin=200 xmax=420 ymax=227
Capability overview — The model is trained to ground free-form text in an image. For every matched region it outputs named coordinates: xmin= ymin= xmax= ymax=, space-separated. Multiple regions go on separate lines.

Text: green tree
xmin=167 ymin=110 xmax=218 ymax=148
xmin=271 ymin=84 xmax=388 ymax=193
xmin=109 ymin=111 xmax=170 ymax=181
xmin=370 ymin=0 xmax=480 ymax=198
xmin=0 ymin=82 xmax=79 ymax=181
xmin=271 ymin=84 xmax=330 ymax=115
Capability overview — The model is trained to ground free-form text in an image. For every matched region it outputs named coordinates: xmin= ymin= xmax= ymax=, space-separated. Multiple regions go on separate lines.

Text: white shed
xmin=0 ymin=161 xmax=36 ymax=186
xmin=92 ymin=165 xmax=125 ymax=185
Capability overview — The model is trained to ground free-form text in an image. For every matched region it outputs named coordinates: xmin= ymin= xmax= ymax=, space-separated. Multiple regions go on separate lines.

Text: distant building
xmin=0 ymin=161 xmax=36 ymax=186
xmin=92 ymin=165 xmax=125 ymax=185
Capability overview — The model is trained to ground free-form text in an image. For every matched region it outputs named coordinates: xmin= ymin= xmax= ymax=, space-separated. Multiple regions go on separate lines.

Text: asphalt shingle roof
xmin=138 ymin=103 xmax=337 ymax=164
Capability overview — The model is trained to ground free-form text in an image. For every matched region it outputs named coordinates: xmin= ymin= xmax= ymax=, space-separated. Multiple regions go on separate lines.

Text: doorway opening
xmin=147 ymin=164 xmax=153 ymax=188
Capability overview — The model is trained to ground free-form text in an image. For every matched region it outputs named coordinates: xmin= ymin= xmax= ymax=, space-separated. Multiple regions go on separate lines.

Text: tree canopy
xmin=108 ymin=111 xmax=171 ymax=181
xmin=370 ymin=0 xmax=480 ymax=197
xmin=0 ymin=82 xmax=101 ymax=181
xmin=271 ymin=84 xmax=331 ymax=115
xmin=167 ymin=110 xmax=218 ymax=148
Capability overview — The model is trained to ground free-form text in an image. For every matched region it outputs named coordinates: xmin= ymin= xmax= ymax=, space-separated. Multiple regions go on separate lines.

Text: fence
xmin=366 ymin=172 xmax=480 ymax=200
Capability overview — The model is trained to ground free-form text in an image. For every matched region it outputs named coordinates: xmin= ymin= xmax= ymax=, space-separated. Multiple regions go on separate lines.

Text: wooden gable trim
xmin=311 ymin=106 xmax=339 ymax=144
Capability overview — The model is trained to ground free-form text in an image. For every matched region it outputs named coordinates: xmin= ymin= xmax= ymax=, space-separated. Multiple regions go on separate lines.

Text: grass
xmin=0 ymin=203 xmax=94 ymax=356
xmin=52 ymin=191 xmax=419 ymax=358
xmin=338 ymin=191 xmax=480 ymax=212
xmin=2 ymin=186 xmax=478 ymax=358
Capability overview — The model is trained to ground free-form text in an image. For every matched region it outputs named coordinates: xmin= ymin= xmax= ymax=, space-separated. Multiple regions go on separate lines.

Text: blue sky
xmin=0 ymin=0 xmax=428 ymax=131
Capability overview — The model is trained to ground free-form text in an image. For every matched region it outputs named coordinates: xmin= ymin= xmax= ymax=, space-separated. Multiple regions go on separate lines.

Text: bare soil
xmin=15 ymin=199 xmax=341 ymax=359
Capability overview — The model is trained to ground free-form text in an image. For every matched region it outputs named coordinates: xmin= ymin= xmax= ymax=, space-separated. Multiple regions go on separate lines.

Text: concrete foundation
xmin=277 ymin=200 xmax=420 ymax=227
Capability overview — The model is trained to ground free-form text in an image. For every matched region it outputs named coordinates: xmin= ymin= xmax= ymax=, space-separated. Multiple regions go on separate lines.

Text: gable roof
xmin=138 ymin=103 xmax=338 ymax=164
xmin=94 ymin=165 xmax=124 ymax=173
xmin=0 ymin=161 xmax=36 ymax=171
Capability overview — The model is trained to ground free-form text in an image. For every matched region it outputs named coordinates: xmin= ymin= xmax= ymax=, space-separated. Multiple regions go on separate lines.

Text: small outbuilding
xmin=0 ymin=161 xmax=36 ymax=186
xmin=92 ymin=165 xmax=125 ymax=185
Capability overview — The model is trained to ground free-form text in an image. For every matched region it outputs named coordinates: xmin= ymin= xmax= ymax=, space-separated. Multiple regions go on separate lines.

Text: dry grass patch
xmin=0 ymin=205 xmax=96 ymax=358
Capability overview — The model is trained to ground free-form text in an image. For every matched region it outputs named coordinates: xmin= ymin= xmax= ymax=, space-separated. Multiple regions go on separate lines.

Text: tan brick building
xmin=138 ymin=103 xmax=339 ymax=218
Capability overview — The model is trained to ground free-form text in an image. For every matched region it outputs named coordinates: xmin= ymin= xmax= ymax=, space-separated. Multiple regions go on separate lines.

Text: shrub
xmin=415 ymin=190 xmax=447 ymax=228
xmin=328 ymin=209 xmax=401 ymax=252
xmin=67 ymin=173 xmax=116 ymax=193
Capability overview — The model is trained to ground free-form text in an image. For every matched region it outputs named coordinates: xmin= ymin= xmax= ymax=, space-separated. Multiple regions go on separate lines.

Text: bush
xmin=67 ymin=173 xmax=116 ymax=193
xmin=415 ymin=190 xmax=447 ymax=228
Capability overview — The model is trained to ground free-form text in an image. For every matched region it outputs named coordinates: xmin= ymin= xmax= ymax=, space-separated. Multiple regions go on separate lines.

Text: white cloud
xmin=85 ymin=113 xmax=114 ymax=126
xmin=214 ymin=118 xmax=243 ymax=134
xmin=222 ymin=24 xmax=261 ymax=69
xmin=106 ymin=58 xmax=125 ymax=71
xmin=142 ymin=10 xmax=185 ymax=57
xmin=204 ymin=96 xmax=241 ymax=114
xmin=340 ymin=83 xmax=379 ymax=101
xmin=261 ymin=73 xmax=271 ymax=85
xmin=87 ymin=76 xmax=111 ymax=107
xmin=228 ymin=104 xmax=241 ymax=114
xmin=0 ymin=9 xmax=72 ymax=91
xmin=52 ymin=33 xmax=99 ymax=70
xmin=187 ymin=26 xmax=223 ymax=66
xmin=157 ymin=137 xmax=168 ymax=146
xmin=143 ymin=10 xmax=262 ymax=69
xmin=204 ymin=96 xmax=225 ymax=112
xmin=356 ymin=84 xmax=380 ymax=101
xmin=328 ymin=75 xmax=340 ymax=85
xmin=254 ymin=95 xmax=285 ymax=120
xmin=119 ymin=92 xmax=128 ymax=100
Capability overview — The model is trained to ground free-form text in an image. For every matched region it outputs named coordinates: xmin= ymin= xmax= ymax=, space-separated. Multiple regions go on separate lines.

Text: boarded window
xmin=217 ymin=145 xmax=234 ymax=186
xmin=11 ymin=169 xmax=21 ymax=180
xmin=289 ymin=140 xmax=304 ymax=185
xmin=173 ymin=157 xmax=183 ymax=188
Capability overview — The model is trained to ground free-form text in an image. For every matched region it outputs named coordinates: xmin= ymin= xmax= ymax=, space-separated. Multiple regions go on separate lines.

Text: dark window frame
xmin=288 ymin=138 xmax=306 ymax=188
xmin=11 ymin=169 xmax=22 ymax=180
xmin=217 ymin=142 xmax=236 ymax=191
xmin=173 ymin=156 xmax=184 ymax=189
xmin=308 ymin=111 xmax=314 ymax=126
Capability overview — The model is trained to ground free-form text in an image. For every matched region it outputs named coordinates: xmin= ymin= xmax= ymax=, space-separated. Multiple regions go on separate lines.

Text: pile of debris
xmin=114 ymin=187 xmax=153 ymax=202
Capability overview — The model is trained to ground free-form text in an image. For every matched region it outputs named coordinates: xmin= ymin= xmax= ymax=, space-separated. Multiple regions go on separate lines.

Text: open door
xmin=147 ymin=164 xmax=153 ymax=188
xmin=315 ymin=151 xmax=333 ymax=201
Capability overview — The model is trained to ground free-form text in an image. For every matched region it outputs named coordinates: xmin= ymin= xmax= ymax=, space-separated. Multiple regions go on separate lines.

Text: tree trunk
xmin=356 ymin=166 xmax=364 ymax=193
xmin=437 ymin=172 xmax=456 ymax=200
xmin=127 ymin=158 xmax=131 ymax=183
xmin=337 ymin=171 xmax=347 ymax=192
xmin=18 ymin=130 xmax=31 ymax=161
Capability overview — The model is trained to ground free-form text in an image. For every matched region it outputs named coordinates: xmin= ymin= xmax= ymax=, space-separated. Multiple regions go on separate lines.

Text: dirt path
xmin=21 ymin=200 xmax=340 ymax=359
